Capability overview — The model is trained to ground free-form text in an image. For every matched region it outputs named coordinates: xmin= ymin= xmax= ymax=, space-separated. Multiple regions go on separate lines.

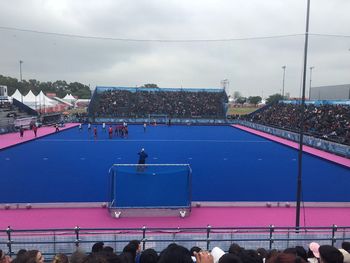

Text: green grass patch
xmin=228 ymin=107 xmax=259 ymax=115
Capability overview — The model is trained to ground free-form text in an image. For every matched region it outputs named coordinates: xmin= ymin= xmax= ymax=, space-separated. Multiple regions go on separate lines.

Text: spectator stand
xmin=241 ymin=100 xmax=350 ymax=156
xmin=88 ymin=86 xmax=228 ymax=123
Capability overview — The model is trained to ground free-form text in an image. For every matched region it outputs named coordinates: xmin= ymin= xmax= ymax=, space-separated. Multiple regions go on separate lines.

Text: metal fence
xmin=1 ymin=225 xmax=350 ymax=259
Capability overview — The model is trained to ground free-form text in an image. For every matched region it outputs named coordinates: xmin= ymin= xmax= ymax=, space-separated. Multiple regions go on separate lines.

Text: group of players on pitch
xmin=79 ymin=122 xmax=132 ymax=139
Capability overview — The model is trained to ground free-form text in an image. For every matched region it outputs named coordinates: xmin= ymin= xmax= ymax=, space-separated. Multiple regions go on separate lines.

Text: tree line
xmin=233 ymin=91 xmax=286 ymax=105
xmin=0 ymin=75 xmax=91 ymax=99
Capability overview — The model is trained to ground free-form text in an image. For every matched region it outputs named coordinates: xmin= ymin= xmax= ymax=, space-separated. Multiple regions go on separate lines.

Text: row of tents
xmin=10 ymin=89 xmax=77 ymax=113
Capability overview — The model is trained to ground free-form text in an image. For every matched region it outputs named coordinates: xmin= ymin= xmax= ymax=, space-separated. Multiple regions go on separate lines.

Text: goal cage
xmin=148 ymin=114 xmax=168 ymax=125
xmin=108 ymin=164 xmax=192 ymax=218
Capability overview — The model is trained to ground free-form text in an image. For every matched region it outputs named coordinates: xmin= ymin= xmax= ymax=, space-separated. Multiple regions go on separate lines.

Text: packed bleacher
xmin=90 ymin=87 xmax=228 ymax=118
xmin=246 ymin=102 xmax=350 ymax=146
xmin=2 ymin=240 xmax=350 ymax=263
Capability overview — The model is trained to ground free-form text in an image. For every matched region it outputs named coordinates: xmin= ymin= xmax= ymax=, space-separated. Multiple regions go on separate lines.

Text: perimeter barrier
xmin=1 ymin=225 xmax=350 ymax=260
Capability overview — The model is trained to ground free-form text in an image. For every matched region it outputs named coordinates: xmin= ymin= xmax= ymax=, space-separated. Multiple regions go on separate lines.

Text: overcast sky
xmin=0 ymin=0 xmax=349 ymax=98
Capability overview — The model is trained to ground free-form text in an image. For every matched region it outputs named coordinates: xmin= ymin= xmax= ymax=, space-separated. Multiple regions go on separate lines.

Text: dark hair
xmin=123 ymin=243 xmax=137 ymax=260
xmin=140 ymin=249 xmax=158 ymax=263
xmin=256 ymin=248 xmax=268 ymax=259
xmin=82 ymin=254 xmax=108 ymax=263
xmin=70 ymin=249 xmax=86 ymax=263
xmin=240 ymin=249 xmax=263 ymax=263
xmin=283 ymin=248 xmax=297 ymax=255
xmin=229 ymin=243 xmax=243 ymax=255
xmin=102 ymin=247 xmax=114 ymax=253
xmin=342 ymin=242 xmax=350 ymax=253
xmin=92 ymin=242 xmax=105 ymax=253
xmin=158 ymin=244 xmax=192 ymax=263
xmin=190 ymin=247 xmax=202 ymax=256
xmin=119 ymin=252 xmax=134 ymax=263
xmin=295 ymin=246 xmax=307 ymax=261
xmin=53 ymin=253 xmax=69 ymax=263
xmin=266 ymin=253 xmax=307 ymax=263
xmin=318 ymin=245 xmax=343 ymax=263
xmin=219 ymin=254 xmax=243 ymax=263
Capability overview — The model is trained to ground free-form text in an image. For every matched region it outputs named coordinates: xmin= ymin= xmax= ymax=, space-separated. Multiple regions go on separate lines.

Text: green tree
xmin=248 ymin=96 xmax=262 ymax=106
xmin=68 ymin=82 xmax=91 ymax=99
xmin=0 ymin=74 xmax=91 ymax=99
xmin=266 ymin=93 xmax=284 ymax=104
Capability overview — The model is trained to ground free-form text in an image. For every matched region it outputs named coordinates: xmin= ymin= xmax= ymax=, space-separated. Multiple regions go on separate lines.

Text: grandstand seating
xmin=88 ymin=87 xmax=228 ymax=119
xmin=245 ymin=102 xmax=350 ymax=145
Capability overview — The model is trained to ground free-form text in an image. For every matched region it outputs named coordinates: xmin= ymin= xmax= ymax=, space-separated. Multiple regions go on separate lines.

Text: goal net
xmin=108 ymin=164 xmax=192 ymax=218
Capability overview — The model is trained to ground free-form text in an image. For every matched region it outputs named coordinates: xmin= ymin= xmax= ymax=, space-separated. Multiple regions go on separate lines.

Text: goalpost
xmin=148 ymin=114 xmax=168 ymax=125
xmin=108 ymin=164 xmax=192 ymax=218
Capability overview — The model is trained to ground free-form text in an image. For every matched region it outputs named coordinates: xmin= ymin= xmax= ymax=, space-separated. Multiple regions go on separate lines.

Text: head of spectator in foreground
xmin=123 ymin=243 xmax=138 ymax=260
xmin=190 ymin=246 xmax=202 ymax=257
xmin=240 ymin=249 xmax=263 ymax=263
xmin=229 ymin=243 xmax=243 ymax=256
xmin=158 ymin=243 xmax=192 ymax=263
xmin=52 ymin=253 xmax=69 ymax=263
xmin=24 ymin=250 xmax=45 ymax=263
xmin=309 ymin=242 xmax=320 ymax=259
xmin=256 ymin=248 xmax=268 ymax=260
xmin=129 ymin=240 xmax=142 ymax=253
xmin=338 ymin=249 xmax=350 ymax=263
xmin=82 ymin=254 xmax=108 ymax=263
xmin=70 ymin=248 xmax=86 ymax=263
xmin=266 ymin=252 xmax=307 ymax=263
xmin=318 ymin=245 xmax=343 ymax=263
xmin=139 ymin=249 xmax=158 ymax=263
xmin=342 ymin=242 xmax=350 ymax=253
xmin=212 ymin=247 xmax=225 ymax=263
xmin=91 ymin=242 xmax=104 ymax=254
xmin=219 ymin=253 xmax=242 ymax=263
xmin=295 ymin=246 xmax=308 ymax=261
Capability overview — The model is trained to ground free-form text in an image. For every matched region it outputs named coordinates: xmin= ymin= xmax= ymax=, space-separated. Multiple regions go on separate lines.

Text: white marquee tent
xmin=37 ymin=91 xmax=56 ymax=107
xmin=10 ymin=89 xmax=23 ymax=102
xmin=63 ymin=93 xmax=77 ymax=102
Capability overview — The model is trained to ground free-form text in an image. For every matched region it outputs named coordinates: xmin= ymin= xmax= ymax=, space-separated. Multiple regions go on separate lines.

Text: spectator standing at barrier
xmin=19 ymin=125 xmax=24 ymax=138
xmin=137 ymin=148 xmax=148 ymax=172
xmin=33 ymin=124 xmax=38 ymax=137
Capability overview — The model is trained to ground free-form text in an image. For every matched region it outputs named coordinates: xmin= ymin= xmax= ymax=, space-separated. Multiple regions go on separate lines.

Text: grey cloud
xmin=0 ymin=0 xmax=349 ymax=98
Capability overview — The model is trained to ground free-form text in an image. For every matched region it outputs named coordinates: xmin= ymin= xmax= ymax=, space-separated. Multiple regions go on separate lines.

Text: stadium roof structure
xmin=95 ymin=86 xmax=225 ymax=93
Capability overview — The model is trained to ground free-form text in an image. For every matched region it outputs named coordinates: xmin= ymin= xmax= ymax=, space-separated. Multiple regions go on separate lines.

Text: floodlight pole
xmin=309 ymin=66 xmax=314 ymax=100
xmin=281 ymin=66 xmax=286 ymax=98
xmin=296 ymin=0 xmax=311 ymax=229
xmin=19 ymin=60 xmax=23 ymax=82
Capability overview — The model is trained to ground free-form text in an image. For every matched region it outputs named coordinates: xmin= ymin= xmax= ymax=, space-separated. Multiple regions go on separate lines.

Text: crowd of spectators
xmin=246 ymin=103 xmax=350 ymax=145
xmin=2 ymin=240 xmax=350 ymax=263
xmin=91 ymin=89 xmax=228 ymax=118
